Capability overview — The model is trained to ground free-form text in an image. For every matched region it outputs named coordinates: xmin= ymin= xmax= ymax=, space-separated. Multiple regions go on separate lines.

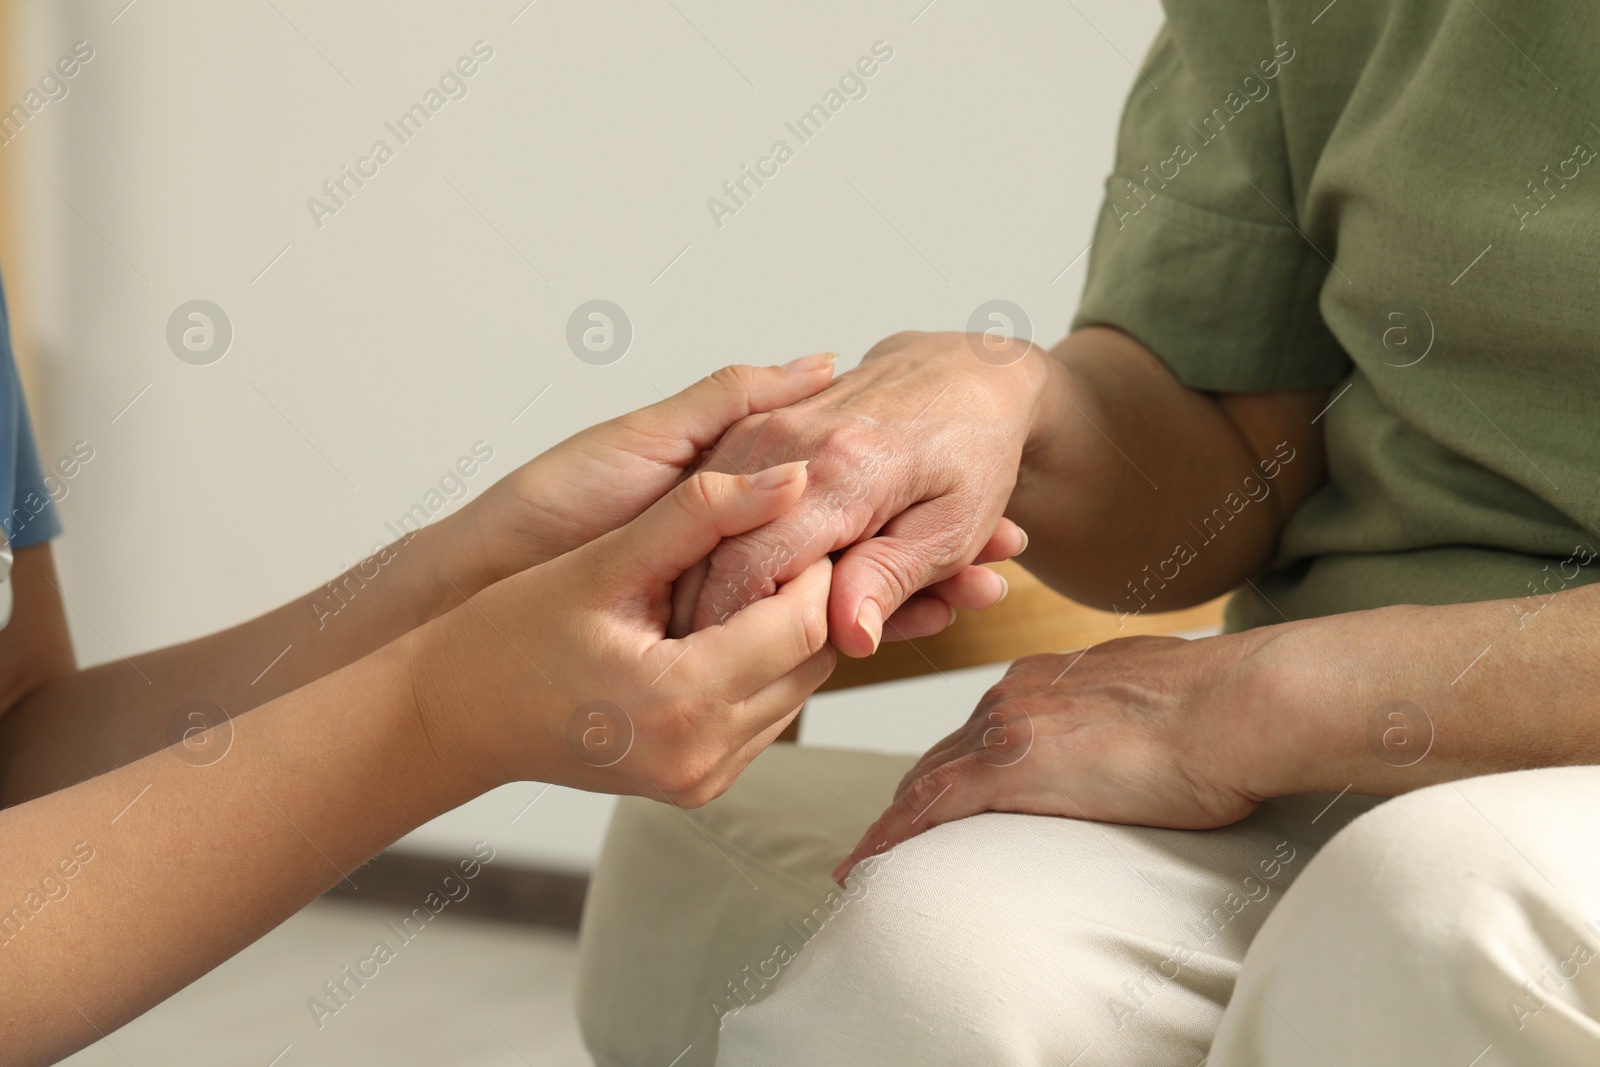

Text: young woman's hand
xmin=445 ymin=357 xmax=838 ymax=594
xmin=409 ymin=460 xmax=835 ymax=805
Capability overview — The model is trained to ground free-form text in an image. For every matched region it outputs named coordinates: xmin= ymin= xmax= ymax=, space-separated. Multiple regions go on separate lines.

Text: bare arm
xmin=0 ymin=636 xmax=450 ymax=1066
xmin=0 ymin=526 xmax=468 ymax=806
xmin=1009 ymin=325 xmax=1328 ymax=612
xmin=1245 ymin=583 xmax=1600 ymax=798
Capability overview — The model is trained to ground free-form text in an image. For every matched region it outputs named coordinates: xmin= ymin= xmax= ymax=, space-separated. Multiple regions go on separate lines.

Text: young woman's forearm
xmin=0 ymin=519 xmax=473 ymax=805
xmin=0 ymin=637 xmax=468 ymax=1067
xmin=1008 ymin=326 xmax=1329 ymax=613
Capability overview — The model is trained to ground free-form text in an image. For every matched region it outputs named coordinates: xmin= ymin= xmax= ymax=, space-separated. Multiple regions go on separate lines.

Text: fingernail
xmin=995 ymin=574 xmax=1010 ymax=602
xmin=780 ymin=352 xmax=836 ymax=374
xmin=1016 ymin=526 xmax=1029 ymax=554
xmin=857 ymin=599 xmax=882 ymax=653
xmin=746 ymin=459 xmax=808 ymax=490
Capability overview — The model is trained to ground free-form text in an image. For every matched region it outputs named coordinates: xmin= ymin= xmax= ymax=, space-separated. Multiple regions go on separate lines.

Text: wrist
xmin=1220 ymin=624 xmax=1328 ymax=800
xmin=445 ymin=463 xmax=578 ymax=588
xmin=1227 ymin=607 xmax=1448 ymax=800
xmin=390 ymin=611 xmax=510 ymax=800
xmin=338 ymin=630 xmax=489 ymax=819
xmin=416 ymin=509 xmax=506 ymax=616
xmin=1018 ymin=343 xmax=1068 ymax=456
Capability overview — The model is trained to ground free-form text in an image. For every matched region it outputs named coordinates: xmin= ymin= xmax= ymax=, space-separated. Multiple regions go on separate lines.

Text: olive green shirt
xmin=1072 ymin=0 xmax=1600 ymax=631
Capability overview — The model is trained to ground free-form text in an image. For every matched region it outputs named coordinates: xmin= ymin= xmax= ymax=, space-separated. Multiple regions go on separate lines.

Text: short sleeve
xmin=1 ymin=275 xmax=63 ymax=550
xmin=1070 ymin=12 xmax=1351 ymax=393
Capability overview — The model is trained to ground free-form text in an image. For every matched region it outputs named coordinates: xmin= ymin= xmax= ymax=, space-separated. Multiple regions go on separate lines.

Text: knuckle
xmin=1120 ymin=634 xmax=1182 ymax=651
xmin=655 ymin=769 xmax=698 ymax=801
xmin=1011 ymin=652 xmax=1060 ymax=675
xmin=901 ymin=765 xmax=953 ymax=810
xmin=967 ymin=699 xmax=1029 ymax=743
xmin=863 ymin=329 xmax=925 ymax=359
xmin=920 ymin=521 xmax=975 ymax=567
xmin=749 ymin=407 xmax=811 ymax=454
xmin=675 ymin=787 xmax=713 ymax=810
xmin=677 ymin=772 xmax=734 ymax=809
xmin=792 ymin=598 xmax=830 ymax=660
xmin=704 ymin=533 xmax=782 ymax=604
xmin=663 ymin=750 xmax=722 ymax=802
xmin=705 ymin=529 xmax=762 ymax=572
xmin=708 ymin=363 xmax=760 ymax=398
xmin=982 ymin=667 xmax=1035 ymax=707
xmin=847 ymin=550 xmax=921 ymax=611
xmin=673 ymin=786 xmax=709 ymax=809
xmin=790 ymin=495 xmax=859 ymax=557
xmin=893 ymin=759 xmax=929 ymax=800
xmin=970 ymin=684 xmax=1010 ymax=721
xmin=810 ymin=421 xmax=877 ymax=471
xmin=709 ymin=411 xmax=770 ymax=460
xmin=677 ymin=469 xmax=724 ymax=518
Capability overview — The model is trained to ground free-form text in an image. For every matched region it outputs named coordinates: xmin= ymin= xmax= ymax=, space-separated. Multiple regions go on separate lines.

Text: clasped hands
xmin=400 ymin=332 xmax=1277 ymax=865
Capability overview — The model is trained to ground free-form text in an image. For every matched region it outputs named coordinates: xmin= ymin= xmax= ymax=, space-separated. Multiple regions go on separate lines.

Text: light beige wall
xmin=0 ymin=0 xmax=33 ymax=391
xmin=15 ymin=0 xmax=1162 ymax=868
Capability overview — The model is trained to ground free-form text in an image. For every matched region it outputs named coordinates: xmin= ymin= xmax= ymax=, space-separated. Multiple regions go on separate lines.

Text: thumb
xmin=829 ymin=500 xmax=977 ymax=658
xmin=605 ymin=461 xmax=809 ymax=586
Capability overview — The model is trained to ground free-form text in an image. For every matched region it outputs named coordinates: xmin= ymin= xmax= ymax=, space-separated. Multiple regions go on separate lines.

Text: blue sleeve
xmin=0 ymin=273 xmax=63 ymax=549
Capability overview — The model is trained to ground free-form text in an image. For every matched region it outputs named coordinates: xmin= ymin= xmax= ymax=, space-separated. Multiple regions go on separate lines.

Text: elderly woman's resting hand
xmin=834 ymin=631 xmax=1281 ymax=881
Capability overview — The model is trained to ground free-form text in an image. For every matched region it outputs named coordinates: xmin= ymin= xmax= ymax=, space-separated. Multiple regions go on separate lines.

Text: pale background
xmin=6 ymin=0 xmax=1164 ymax=871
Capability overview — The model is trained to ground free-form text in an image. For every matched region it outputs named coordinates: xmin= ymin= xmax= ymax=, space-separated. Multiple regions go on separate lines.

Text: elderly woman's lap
xmin=575 ymin=742 xmax=1370 ymax=1066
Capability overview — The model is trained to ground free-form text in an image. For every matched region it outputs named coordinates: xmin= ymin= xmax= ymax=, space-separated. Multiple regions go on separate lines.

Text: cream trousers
xmin=574 ymin=744 xmax=1600 ymax=1066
